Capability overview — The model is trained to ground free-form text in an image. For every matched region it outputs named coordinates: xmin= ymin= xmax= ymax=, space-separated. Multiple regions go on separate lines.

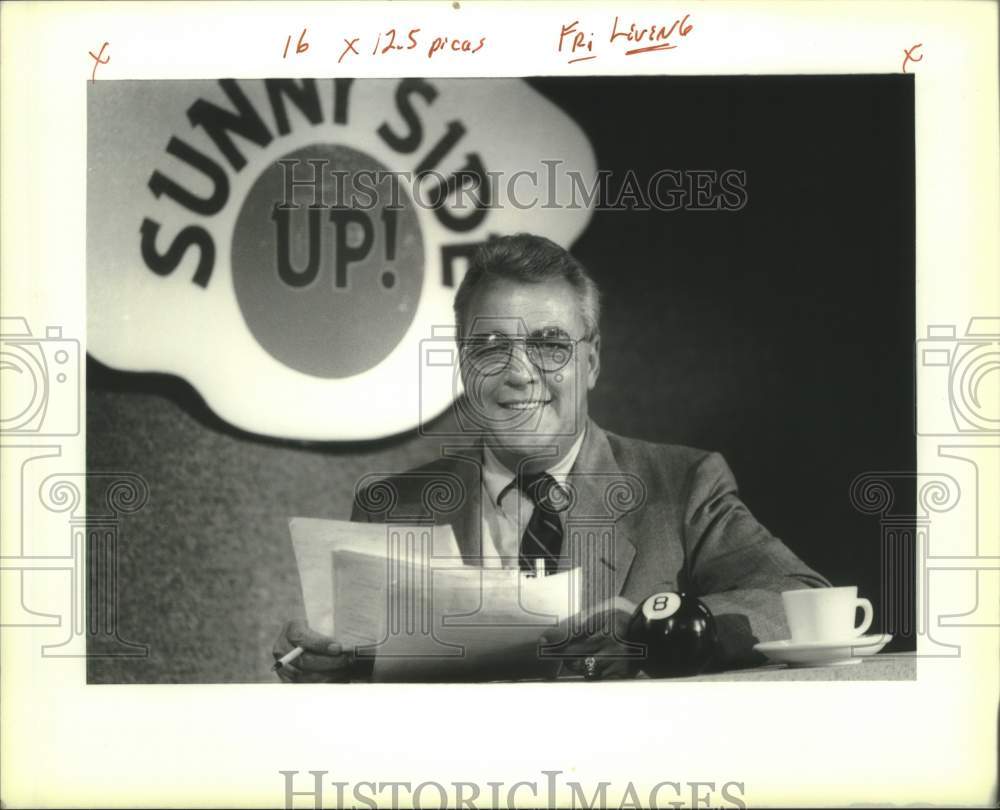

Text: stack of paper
xmin=289 ymin=517 xmax=581 ymax=681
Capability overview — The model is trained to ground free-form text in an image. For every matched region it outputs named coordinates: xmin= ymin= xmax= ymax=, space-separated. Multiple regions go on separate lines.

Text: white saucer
xmin=754 ymin=633 xmax=893 ymax=668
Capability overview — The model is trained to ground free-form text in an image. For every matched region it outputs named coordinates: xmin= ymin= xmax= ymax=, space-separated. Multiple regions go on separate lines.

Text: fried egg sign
xmin=87 ymin=78 xmax=596 ymax=440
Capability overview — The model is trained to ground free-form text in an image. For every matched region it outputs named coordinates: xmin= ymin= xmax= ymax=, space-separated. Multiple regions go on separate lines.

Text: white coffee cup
xmin=781 ymin=586 xmax=873 ymax=643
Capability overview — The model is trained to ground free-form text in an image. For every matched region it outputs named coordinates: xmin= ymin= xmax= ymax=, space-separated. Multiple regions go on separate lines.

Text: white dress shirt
xmin=479 ymin=429 xmax=587 ymax=568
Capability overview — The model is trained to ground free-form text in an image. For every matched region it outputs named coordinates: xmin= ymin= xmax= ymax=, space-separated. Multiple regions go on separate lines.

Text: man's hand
xmin=272 ymin=620 xmax=355 ymax=683
xmin=539 ymin=597 xmax=640 ymax=679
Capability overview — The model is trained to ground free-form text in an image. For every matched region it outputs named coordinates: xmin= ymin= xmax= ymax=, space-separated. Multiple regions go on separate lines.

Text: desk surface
xmin=477 ymin=654 xmax=918 ymax=684
xmin=661 ymin=654 xmax=916 ymax=682
xmin=540 ymin=654 xmax=917 ymax=684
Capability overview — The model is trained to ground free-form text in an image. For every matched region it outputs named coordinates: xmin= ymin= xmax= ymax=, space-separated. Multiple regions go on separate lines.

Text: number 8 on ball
xmin=627 ymin=591 xmax=718 ymax=678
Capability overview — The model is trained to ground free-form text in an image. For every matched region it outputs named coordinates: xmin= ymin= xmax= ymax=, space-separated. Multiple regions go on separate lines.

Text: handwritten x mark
xmin=902 ymin=43 xmax=923 ymax=74
xmin=89 ymin=42 xmax=110 ymax=83
xmin=339 ymin=37 xmax=360 ymax=64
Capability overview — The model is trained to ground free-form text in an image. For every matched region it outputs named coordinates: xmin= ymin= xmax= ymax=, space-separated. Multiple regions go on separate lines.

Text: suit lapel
xmin=562 ymin=422 xmax=638 ymax=608
xmin=437 ymin=445 xmax=485 ymax=564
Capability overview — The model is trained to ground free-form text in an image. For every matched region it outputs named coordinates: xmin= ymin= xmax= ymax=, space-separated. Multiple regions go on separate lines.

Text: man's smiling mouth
xmin=499 ymin=399 xmax=552 ymax=411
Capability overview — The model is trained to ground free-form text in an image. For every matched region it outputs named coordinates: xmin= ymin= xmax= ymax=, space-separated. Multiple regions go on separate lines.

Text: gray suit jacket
xmin=351 ymin=419 xmax=830 ymax=667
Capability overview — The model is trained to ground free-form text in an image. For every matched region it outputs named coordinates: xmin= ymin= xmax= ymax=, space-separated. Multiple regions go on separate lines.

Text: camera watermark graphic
xmin=846 ymin=314 xmax=1000 ymax=658
xmin=1 ymin=316 xmax=148 ymax=658
xmin=279 ymin=769 xmax=748 ymax=810
xmin=0 ymin=316 xmax=81 ymax=436
xmin=916 ymin=317 xmax=999 ymax=435
xmin=419 ymin=317 xmax=586 ymax=440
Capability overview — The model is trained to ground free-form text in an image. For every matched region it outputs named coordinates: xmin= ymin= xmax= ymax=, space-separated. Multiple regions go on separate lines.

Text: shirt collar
xmin=481 ymin=427 xmax=587 ymax=507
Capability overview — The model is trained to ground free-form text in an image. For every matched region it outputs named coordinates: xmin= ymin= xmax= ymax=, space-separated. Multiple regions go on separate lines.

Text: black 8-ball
xmin=626 ymin=592 xmax=718 ymax=677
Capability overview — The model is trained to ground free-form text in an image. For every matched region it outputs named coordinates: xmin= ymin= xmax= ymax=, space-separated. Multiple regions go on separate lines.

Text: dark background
xmin=87 ymin=75 xmax=915 ymax=683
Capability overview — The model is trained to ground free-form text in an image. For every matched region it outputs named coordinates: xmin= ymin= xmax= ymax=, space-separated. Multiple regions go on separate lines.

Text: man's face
xmin=458 ymin=277 xmax=600 ymax=469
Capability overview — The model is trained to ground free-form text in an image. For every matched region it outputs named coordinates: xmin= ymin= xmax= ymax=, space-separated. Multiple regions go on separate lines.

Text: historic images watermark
xmin=277 ymin=159 xmax=749 ymax=213
xmin=280 ymin=770 xmax=747 ymax=810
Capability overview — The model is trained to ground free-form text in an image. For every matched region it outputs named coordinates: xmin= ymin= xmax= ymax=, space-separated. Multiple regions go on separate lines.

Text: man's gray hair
xmin=453 ymin=233 xmax=602 ymax=338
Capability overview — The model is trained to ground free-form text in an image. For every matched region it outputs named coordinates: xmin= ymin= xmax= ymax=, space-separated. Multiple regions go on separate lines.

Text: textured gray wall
xmin=86 ymin=382 xmax=452 ymax=683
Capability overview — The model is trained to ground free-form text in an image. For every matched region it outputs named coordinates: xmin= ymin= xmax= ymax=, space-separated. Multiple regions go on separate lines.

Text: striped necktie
xmin=516 ymin=472 xmax=565 ymax=575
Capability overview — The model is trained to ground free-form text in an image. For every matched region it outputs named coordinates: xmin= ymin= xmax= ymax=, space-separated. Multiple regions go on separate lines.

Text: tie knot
xmin=517 ymin=471 xmax=566 ymax=513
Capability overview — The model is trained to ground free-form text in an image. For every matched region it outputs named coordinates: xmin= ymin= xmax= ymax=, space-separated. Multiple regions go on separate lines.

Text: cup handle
xmin=854 ymin=598 xmax=873 ymax=636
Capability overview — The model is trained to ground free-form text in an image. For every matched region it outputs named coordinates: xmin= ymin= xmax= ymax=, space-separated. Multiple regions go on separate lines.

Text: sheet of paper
xmin=333 ymin=549 xmax=582 ymax=681
xmin=288 ymin=517 xmax=461 ymax=636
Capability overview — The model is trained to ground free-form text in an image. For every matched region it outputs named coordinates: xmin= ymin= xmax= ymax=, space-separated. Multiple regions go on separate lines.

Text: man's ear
xmin=457 ymin=351 xmax=474 ymax=394
xmin=586 ymin=333 xmax=601 ymax=390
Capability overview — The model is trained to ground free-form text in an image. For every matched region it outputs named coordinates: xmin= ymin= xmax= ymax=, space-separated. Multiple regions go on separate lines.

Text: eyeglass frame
xmin=457 ymin=329 xmax=597 ymax=376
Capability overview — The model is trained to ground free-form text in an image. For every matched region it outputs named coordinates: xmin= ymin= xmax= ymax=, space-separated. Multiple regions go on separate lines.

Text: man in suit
xmin=274 ymin=233 xmax=829 ymax=682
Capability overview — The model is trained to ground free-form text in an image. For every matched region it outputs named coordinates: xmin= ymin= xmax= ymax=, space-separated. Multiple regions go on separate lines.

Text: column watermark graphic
xmin=845 ymin=316 xmax=1000 ymax=658
xmin=344 ymin=458 xmax=649 ymax=674
xmin=1 ymin=317 xmax=150 ymax=658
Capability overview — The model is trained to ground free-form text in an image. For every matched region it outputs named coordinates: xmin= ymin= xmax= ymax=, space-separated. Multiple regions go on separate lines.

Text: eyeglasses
xmin=459 ymin=332 xmax=591 ymax=375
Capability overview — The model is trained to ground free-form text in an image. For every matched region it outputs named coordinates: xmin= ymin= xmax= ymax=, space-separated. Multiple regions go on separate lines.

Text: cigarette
xmin=272 ymin=645 xmax=304 ymax=671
